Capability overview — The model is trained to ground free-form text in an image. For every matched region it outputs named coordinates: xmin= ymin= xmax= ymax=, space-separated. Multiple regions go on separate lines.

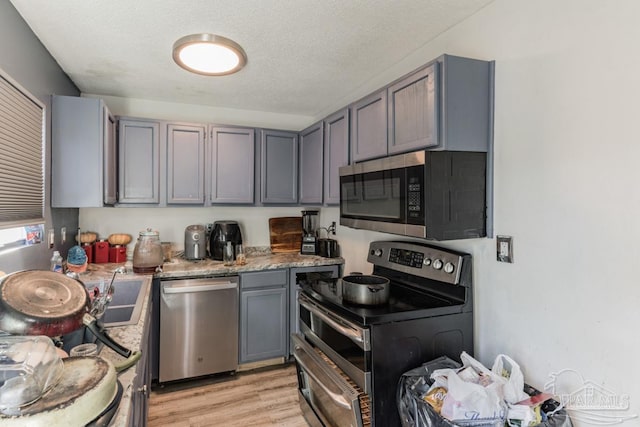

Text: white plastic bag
xmin=430 ymin=352 xmax=507 ymax=423
xmin=491 ymin=354 xmax=528 ymax=404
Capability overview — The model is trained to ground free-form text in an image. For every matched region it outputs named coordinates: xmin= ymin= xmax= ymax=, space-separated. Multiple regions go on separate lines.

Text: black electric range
xmin=294 ymin=240 xmax=475 ymax=427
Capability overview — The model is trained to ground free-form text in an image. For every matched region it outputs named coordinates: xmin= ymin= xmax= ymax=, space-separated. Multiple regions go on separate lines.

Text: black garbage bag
xmin=397 ymin=356 xmax=573 ymax=427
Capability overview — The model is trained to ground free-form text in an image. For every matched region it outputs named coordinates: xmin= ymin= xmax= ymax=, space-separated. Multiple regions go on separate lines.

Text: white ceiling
xmin=10 ymin=0 xmax=493 ymax=119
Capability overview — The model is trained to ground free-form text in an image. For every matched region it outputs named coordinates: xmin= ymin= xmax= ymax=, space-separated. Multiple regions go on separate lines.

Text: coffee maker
xmin=184 ymin=224 xmax=205 ymax=260
xmin=301 ymin=210 xmax=319 ymax=255
xmin=210 ymin=221 xmax=243 ymax=261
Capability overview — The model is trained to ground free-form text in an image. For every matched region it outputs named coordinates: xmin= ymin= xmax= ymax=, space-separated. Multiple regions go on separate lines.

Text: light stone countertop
xmin=157 ymin=251 xmax=344 ymax=279
xmin=81 ymin=250 xmax=343 ymax=425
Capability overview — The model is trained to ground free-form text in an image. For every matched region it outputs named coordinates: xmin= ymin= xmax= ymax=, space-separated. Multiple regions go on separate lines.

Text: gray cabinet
xmin=118 ymin=119 xmax=161 ymax=204
xmin=51 ymin=95 xmax=117 ymax=207
xmin=350 ymin=89 xmax=387 ymax=162
xmin=166 ymin=123 xmax=205 ymax=204
xmin=260 ymin=129 xmax=298 ymax=204
xmin=298 ymin=122 xmax=324 ymax=204
xmin=129 ymin=287 xmax=152 ymax=427
xmin=388 ymin=55 xmax=492 ymax=154
xmin=209 ymin=127 xmax=255 ymax=204
xmin=387 ymin=63 xmax=438 ymax=154
xmin=323 ymin=108 xmax=349 ymax=205
xmin=239 ymin=269 xmax=288 ymax=363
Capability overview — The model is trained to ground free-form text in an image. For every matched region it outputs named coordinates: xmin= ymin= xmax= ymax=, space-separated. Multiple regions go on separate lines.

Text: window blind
xmin=0 ymin=71 xmax=45 ymax=229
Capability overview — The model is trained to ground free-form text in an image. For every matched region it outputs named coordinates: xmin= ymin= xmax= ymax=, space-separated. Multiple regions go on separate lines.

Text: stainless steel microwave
xmin=339 ymin=150 xmax=487 ymax=240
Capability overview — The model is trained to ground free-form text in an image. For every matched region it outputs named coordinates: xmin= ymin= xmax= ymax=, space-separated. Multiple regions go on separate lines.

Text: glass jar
xmin=132 ymin=228 xmax=163 ymax=273
xmin=223 ymin=241 xmax=234 ymax=266
xmin=235 ymin=243 xmax=246 ymax=266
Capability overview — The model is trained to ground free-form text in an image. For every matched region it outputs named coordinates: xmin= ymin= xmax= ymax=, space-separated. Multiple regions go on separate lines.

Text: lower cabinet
xmin=129 ymin=288 xmax=152 ymax=426
xmin=239 ymin=270 xmax=288 ymax=363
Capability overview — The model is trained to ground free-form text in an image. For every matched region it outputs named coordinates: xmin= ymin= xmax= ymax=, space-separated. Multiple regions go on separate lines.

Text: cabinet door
xmin=103 ymin=110 xmax=117 ymax=205
xmin=388 ymin=63 xmax=438 ymax=154
xmin=240 ymin=287 xmax=288 ymax=363
xmin=118 ymin=119 xmax=160 ymax=204
xmin=51 ymin=95 xmax=112 ymax=207
xmin=324 ymin=109 xmax=349 ymax=205
xmin=260 ymin=129 xmax=298 ymax=204
xmin=209 ymin=127 xmax=255 ymax=204
xmin=299 ymin=121 xmax=324 ymax=204
xmin=167 ymin=124 xmax=205 ymax=204
xmin=351 ymin=89 xmax=387 ymax=162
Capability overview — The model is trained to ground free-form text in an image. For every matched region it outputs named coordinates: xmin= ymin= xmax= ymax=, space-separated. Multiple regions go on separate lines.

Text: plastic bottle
xmin=50 ymin=251 xmax=63 ymax=273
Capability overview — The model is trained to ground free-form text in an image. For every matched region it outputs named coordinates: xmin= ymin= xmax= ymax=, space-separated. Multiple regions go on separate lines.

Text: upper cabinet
xmin=298 ymin=122 xmax=324 ymax=205
xmin=118 ymin=119 xmax=161 ymax=204
xmin=209 ymin=126 xmax=255 ymax=204
xmin=51 ymin=95 xmax=117 ymax=207
xmin=350 ymin=89 xmax=387 ymax=162
xmin=350 ymin=54 xmax=492 ymax=162
xmin=387 ymin=63 xmax=438 ymax=154
xmin=166 ymin=123 xmax=206 ymax=204
xmin=323 ymin=109 xmax=349 ymax=205
xmin=260 ymin=129 xmax=298 ymax=204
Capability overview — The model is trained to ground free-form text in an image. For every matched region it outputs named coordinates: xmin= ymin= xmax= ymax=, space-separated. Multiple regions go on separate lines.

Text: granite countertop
xmin=82 ymin=250 xmax=343 ymax=425
xmin=157 ymin=251 xmax=344 ymax=279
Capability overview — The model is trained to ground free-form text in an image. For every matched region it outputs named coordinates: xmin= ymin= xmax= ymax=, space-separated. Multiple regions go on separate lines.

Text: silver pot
xmin=341 ymin=274 xmax=390 ymax=306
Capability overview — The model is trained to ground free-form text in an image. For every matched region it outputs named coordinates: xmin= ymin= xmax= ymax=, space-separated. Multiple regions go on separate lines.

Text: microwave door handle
xmin=299 ymin=297 xmax=365 ymax=347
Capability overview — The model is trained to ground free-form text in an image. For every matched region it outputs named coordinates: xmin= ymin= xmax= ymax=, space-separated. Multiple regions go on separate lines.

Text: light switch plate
xmin=496 ymin=235 xmax=513 ymax=263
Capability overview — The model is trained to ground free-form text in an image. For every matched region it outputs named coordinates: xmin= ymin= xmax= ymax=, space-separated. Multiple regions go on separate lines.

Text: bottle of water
xmin=50 ymin=251 xmax=63 ymax=273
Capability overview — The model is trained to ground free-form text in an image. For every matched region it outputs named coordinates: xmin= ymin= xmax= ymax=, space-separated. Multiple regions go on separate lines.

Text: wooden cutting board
xmin=269 ymin=217 xmax=302 ymax=253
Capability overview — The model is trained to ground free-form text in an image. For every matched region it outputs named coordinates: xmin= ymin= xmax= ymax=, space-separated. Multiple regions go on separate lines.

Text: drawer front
xmin=240 ymin=269 xmax=288 ymax=290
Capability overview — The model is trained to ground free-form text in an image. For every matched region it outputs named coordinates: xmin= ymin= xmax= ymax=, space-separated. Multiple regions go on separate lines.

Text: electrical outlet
xmin=496 ymin=235 xmax=513 ymax=263
xmin=61 ymin=227 xmax=66 ymax=244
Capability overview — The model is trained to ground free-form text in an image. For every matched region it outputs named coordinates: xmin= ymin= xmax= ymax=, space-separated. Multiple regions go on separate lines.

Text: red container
xmin=93 ymin=240 xmax=109 ymax=263
xmin=109 ymin=245 xmax=127 ymax=263
xmin=82 ymin=243 xmax=93 ymax=264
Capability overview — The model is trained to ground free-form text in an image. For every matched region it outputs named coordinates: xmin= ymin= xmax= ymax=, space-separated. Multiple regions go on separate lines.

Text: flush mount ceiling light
xmin=172 ymin=34 xmax=247 ymax=76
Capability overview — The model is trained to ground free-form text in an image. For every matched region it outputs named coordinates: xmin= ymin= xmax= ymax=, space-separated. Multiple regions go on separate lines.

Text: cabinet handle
xmin=138 ymin=384 xmax=147 ymax=395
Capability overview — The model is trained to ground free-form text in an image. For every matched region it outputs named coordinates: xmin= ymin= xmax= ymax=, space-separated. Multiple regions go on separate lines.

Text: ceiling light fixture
xmin=172 ymin=34 xmax=247 ymax=76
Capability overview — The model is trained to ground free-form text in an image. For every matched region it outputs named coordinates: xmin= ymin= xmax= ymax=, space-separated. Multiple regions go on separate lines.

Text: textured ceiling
xmin=10 ymin=0 xmax=493 ymax=118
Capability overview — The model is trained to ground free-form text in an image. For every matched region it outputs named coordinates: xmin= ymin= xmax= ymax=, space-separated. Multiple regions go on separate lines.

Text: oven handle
xmin=299 ymin=294 xmax=367 ymax=349
xmin=292 ymin=334 xmax=362 ymax=413
xmin=294 ymin=346 xmax=351 ymax=410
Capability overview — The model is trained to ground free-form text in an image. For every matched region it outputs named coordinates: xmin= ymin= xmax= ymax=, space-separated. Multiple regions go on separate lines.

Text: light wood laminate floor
xmin=148 ymin=363 xmax=307 ymax=427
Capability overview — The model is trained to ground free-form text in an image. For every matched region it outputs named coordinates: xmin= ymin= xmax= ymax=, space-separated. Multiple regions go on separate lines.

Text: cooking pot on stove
xmin=0 ymin=270 xmax=140 ymax=368
xmin=342 ymin=274 xmax=390 ymax=306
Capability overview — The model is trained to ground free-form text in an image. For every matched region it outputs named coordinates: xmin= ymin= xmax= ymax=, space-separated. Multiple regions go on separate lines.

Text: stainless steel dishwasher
xmin=159 ymin=276 xmax=238 ymax=382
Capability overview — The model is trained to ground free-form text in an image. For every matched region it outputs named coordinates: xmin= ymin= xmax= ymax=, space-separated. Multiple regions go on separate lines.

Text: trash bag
xmin=397 ymin=356 xmax=574 ymax=427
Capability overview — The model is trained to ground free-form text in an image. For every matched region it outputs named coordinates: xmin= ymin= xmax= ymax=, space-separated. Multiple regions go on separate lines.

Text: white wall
xmin=81 ymin=1 xmax=640 ymax=423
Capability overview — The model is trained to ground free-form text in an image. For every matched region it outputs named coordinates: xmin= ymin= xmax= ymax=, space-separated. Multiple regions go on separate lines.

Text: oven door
xmin=298 ymin=293 xmax=371 ymax=392
xmin=292 ymin=334 xmax=365 ymax=427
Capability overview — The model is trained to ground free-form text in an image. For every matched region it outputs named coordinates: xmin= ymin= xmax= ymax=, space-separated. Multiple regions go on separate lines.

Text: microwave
xmin=339 ymin=150 xmax=487 ymax=240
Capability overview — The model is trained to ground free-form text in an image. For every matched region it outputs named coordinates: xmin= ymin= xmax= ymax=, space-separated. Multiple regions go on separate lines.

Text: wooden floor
xmin=148 ymin=363 xmax=308 ymax=427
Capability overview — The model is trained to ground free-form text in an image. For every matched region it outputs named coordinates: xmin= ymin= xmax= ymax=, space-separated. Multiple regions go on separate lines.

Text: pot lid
xmin=0 ymin=271 xmax=88 ymax=319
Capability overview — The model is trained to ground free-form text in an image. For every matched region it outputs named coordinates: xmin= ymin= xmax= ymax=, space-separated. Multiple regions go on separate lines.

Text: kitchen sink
xmin=83 ymin=278 xmax=146 ymax=328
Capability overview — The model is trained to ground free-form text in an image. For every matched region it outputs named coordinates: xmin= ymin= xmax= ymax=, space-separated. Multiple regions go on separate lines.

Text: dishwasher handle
xmin=162 ymin=280 xmax=238 ymax=294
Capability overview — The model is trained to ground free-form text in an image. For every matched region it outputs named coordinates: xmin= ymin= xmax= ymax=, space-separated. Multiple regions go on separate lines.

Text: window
xmin=0 ymin=68 xmax=45 ymax=230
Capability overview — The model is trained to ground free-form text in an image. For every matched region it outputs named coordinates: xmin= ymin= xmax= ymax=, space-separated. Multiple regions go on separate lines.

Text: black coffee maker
xmin=210 ymin=221 xmax=243 ymax=261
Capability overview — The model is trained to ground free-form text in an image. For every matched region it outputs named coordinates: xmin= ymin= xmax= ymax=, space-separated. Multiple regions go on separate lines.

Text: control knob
xmin=432 ymin=259 xmax=443 ymax=270
xmin=373 ymin=248 xmax=383 ymax=257
xmin=444 ymin=262 xmax=455 ymax=274
xmin=423 ymin=258 xmax=432 ymax=266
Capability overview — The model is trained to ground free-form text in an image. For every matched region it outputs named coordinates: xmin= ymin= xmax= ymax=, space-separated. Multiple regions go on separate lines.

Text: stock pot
xmin=341 ymin=274 xmax=390 ymax=306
